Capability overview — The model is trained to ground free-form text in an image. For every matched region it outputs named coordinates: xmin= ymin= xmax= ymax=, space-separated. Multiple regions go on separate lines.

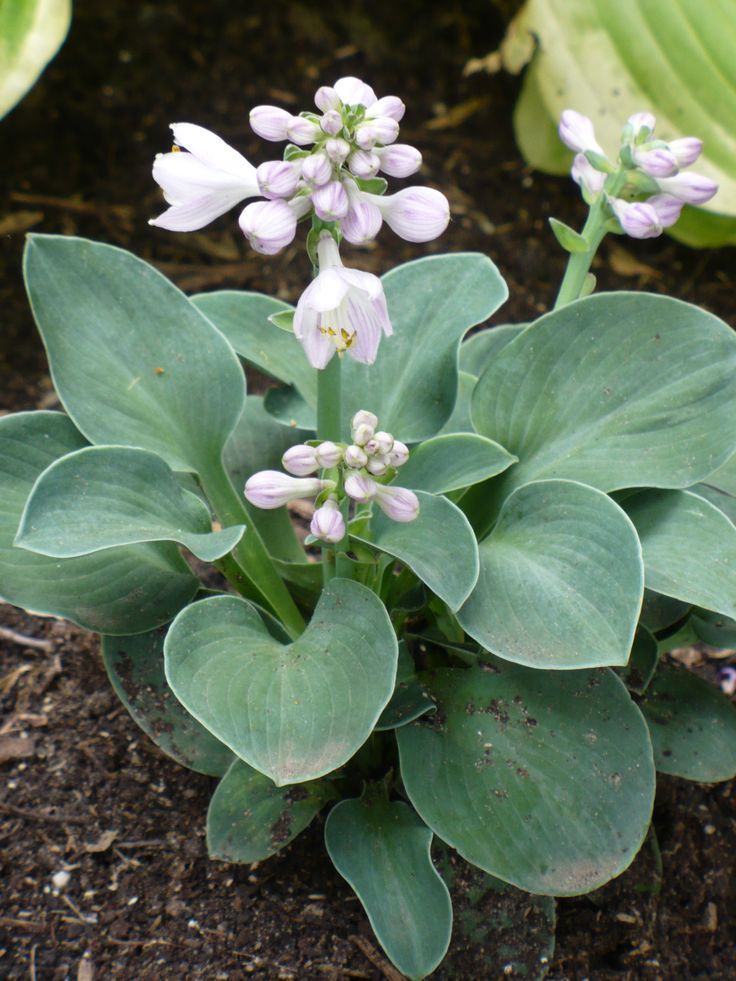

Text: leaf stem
xmin=199 ymin=457 xmax=305 ymax=638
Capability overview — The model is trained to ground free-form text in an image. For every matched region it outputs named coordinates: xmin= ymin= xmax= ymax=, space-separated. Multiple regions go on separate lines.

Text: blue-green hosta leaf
xmin=702 ymin=452 xmax=736 ymax=497
xmin=624 ymin=489 xmax=736 ymax=619
xmin=618 ymin=626 xmax=659 ymax=695
xmin=340 ymin=253 xmax=508 ymax=442
xmin=690 ymin=608 xmax=736 ymax=648
xmin=639 ymin=589 xmax=690 ymax=633
xmin=375 ymin=642 xmax=434 ymax=731
xmin=16 ymin=445 xmax=243 ymax=562
xmin=0 ymin=0 xmax=71 ymax=119
xmin=0 ymin=412 xmax=198 ymax=634
xmin=398 ymin=433 xmax=517 ymax=495
xmin=509 ymin=0 xmax=736 ymax=246
xmin=472 ymin=293 xmax=736 ymax=501
xmin=397 ymin=662 xmax=655 ymax=896
xmin=192 ymin=291 xmax=317 ymax=407
xmin=694 ymin=481 xmax=736 ymax=526
xmin=23 ymin=236 xmax=245 ymax=474
xmin=354 ymin=491 xmax=479 ymax=611
xmin=640 ymin=665 xmax=736 ymax=782
xmin=325 ymin=791 xmax=452 ymax=981
xmin=164 ymin=581 xmax=397 ymax=785
xmin=459 ymin=324 xmax=527 ymax=378
xmin=207 ymin=759 xmax=334 ymax=862
xmin=438 ymin=370 xmax=476 ymax=435
xmin=458 ymin=480 xmax=643 ymax=669
xmin=102 ymin=622 xmax=233 ymax=776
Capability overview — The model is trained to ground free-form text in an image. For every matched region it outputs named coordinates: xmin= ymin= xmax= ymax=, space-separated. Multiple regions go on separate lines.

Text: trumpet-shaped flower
xmin=150 ymin=123 xmax=260 ymax=232
xmin=354 ymin=186 xmax=450 ymax=243
xmin=245 ymin=471 xmax=334 ymax=509
xmin=293 ymin=234 xmax=393 ymax=369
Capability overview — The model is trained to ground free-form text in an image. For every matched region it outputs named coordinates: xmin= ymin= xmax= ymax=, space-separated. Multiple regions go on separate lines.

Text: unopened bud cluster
xmin=243 ymin=409 xmax=419 ymax=545
xmin=559 ymin=109 xmax=717 ymax=239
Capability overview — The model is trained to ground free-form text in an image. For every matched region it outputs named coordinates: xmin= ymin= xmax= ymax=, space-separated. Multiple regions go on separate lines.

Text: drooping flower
xmin=238 ymin=199 xmax=301 ymax=255
xmin=150 ymin=123 xmax=260 ymax=232
xmin=373 ymin=484 xmax=420 ymax=522
xmin=353 ymin=186 xmax=450 ymax=243
xmin=293 ymin=233 xmax=393 ymax=369
xmin=610 ymin=199 xmax=663 ymax=239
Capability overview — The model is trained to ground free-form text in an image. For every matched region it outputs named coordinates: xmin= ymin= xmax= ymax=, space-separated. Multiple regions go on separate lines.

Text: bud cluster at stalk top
xmin=559 ymin=108 xmax=717 ymax=240
xmin=150 ymin=76 xmax=449 ymax=254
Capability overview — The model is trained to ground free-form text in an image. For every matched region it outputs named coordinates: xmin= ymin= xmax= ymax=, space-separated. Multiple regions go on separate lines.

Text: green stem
xmin=553 ymin=196 xmax=607 ymax=310
xmin=317 ymin=354 xmax=342 ymax=441
xmin=199 ymin=457 xmax=305 ymax=638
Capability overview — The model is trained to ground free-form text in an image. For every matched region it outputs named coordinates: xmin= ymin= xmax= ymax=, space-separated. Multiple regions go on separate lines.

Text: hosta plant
xmin=3 ymin=79 xmax=736 ymax=978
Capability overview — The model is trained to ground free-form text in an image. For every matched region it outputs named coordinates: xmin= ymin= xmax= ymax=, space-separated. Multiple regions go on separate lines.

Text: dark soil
xmin=1 ymin=1 xmax=735 ymax=978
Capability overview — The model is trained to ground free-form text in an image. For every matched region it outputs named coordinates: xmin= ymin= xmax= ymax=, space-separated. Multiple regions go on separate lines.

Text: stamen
xmin=171 ymin=145 xmax=181 ymax=152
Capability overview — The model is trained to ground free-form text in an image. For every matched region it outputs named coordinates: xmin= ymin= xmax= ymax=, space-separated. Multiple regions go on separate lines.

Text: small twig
xmin=30 ymin=943 xmax=38 ymax=981
xmin=0 ymin=800 xmax=87 ymax=824
xmin=0 ymin=626 xmax=53 ymax=652
xmin=349 ymin=936 xmax=406 ymax=981
xmin=60 ymin=894 xmax=96 ymax=926
xmin=116 ymin=838 xmax=168 ymax=849
xmin=0 ymin=916 xmax=46 ymax=933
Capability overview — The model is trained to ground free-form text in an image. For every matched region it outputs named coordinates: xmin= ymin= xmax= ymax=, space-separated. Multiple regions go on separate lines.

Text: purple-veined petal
xmin=334 ymin=76 xmax=377 ymax=108
xmin=250 ymin=105 xmax=292 ymax=141
xmin=239 ymin=199 xmax=297 ymax=254
xmin=366 ymin=96 xmax=405 ymax=122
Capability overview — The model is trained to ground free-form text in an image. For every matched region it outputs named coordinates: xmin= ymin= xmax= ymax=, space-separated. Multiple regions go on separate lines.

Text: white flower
xmin=344 ymin=444 xmax=369 ymax=468
xmin=376 ymin=144 xmax=422 ymax=178
xmin=359 ymin=186 xmax=450 ymax=243
xmin=632 ymin=146 xmax=679 ymax=178
xmin=150 ymin=123 xmax=259 ymax=232
xmin=282 ymin=444 xmax=319 ymax=476
xmin=655 ymin=171 xmax=718 ymax=205
xmin=310 ymin=498 xmax=345 ymax=544
xmin=571 ymin=153 xmax=606 ymax=196
xmin=238 ymin=199 xmax=299 ymax=255
xmin=293 ymin=234 xmax=393 ymax=369
xmin=256 ymin=160 xmax=301 ymax=200
xmin=333 ymin=76 xmax=376 ymax=108
xmin=388 ymin=440 xmax=409 ymax=467
xmin=344 ymin=472 xmax=378 ymax=502
xmin=610 ymin=199 xmax=663 ymax=239
xmin=373 ymin=484 xmax=419 ymax=522
xmin=250 ymin=105 xmax=292 ymax=141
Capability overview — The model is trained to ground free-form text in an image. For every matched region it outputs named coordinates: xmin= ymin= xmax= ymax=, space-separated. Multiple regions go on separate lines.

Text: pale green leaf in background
xmin=0 ymin=0 xmax=71 ymax=119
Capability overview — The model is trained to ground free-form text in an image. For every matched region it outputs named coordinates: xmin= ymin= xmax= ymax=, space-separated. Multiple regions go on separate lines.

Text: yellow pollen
xmin=171 ymin=145 xmax=181 ymax=152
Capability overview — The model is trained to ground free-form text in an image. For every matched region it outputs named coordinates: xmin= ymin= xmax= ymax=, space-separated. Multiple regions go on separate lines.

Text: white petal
xmin=150 ymin=194 xmax=243 ymax=232
xmin=170 ymin=123 xmax=256 ymax=181
xmin=345 ymin=295 xmax=382 ymax=365
xmin=308 ymin=267 xmax=351 ymax=312
xmin=333 ymin=76 xmax=377 ymax=108
xmin=153 ymin=152 xmax=257 ymax=205
xmin=300 ymin=320 xmax=336 ymax=369
xmin=340 ymin=267 xmax=383 ymax=300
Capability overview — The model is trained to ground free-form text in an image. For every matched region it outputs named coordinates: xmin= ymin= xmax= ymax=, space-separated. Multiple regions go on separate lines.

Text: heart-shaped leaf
xmin=458 ymin=480 xmax=643 ymax=669
xmin=354 ymin=491 xmax=479 ymax=611
xmin=472 ymin=293 xmax=736 ymax=501
xmin=397 ymin=662 xmax=655 ymax=896
xmin=459 ymin=324 xmax=527 ymax=378
xmin=639 ymin=589 xmax=690 ymax=632
xmin=0 ymin=412 xmax=198 ymax=634
xmin=398 ymin=434 xmax=517 ymax=495
xmin=325 ymin=790 xmax=452 ymax=981
xmin=16 ymin=445 xmax=243 ymax=562
xmin=164 ymin=581 xmax=397 ymax=785
xmin=618 ymin=626 xmax=659 ymax=695
xmin=102 ymin=621 xmax=234 ymax=776
xmin=690 ymin=608 xmax=736 ymax=648
xmin=207 ymin=759 xmax=333 ymax=863
xmin=375 ymin=642 xmax=435 ymax=731
xmin=192 ymin=291 xmax=317 ymax=407
xmin=624 ymin=489 xmax=736 ymax=619
xmin=438 ymin=371 xmax=476 ymax=435
xmin=339 ymin=253 xmax=508 ymax=442
xmin=23 ymin=235 xmax=245 ymax=474
xmin=640 ymin=665 xmax=736 ymax=781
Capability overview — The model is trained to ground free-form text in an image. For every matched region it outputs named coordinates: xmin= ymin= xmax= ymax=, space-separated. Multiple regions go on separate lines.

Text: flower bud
xmin=656 ymin=171 xmax=718 ymax=205
xmin=341 ymin=198 xmax=383 ymax=244
xmin=334 ymin=76 xmax=377 ymax=109
xmin=312 ymin=180 xmax=349 ymax=221
xmin=388 ymin=440 xmax=409 ymax=467
xmin=239 ymin=199 xmax=297 ymax=254
xmin=669 ymin=137 xmax=703 ymax=168
xmin=325 ymin=137 xmax=351 ymax=165
xmin=571 ymin=153 xmax=606 ymax=195
xmin=282 ymin=443 xmax=319 ymax=476
xmin=374 ymin=484 xmax=420 ymax=522
xmin=344 ymin=444 xmax=368 ymax=468
xmin=315 ymin=86 xmax=342 ymax=113
xmin=320 ymin=109 xmax=343 ymax=136
xmin=352 ymin=409 xmax=378 ymax=432
xmin=373 ymin=186 xmax=450 ymax=243
xmin=610 ymin=199 xmax=662 ymax=239
xmin=250 ymin=105 xmax=292 ymax=141
xmin=314 ymin=441 xmax=343 ymax=468
xmin=355 ymin=123 xmax=378 ymax=150
xmin=366 ymin=96 xmax=405 ymax=122
xmin=348 ymin=149 xmax=381 ymax=178
xmin=626 ymin=112 xmax=656 ymax=141
xmin=367 ymin=431 xmax=393 ymax=455
xmin=648 ymin=193 xmax=684 ymax=228
xmin=256 ymin=160 xmax=300 ymax=200
xmin=352 ymin=423 xmax=374 ymax=446
xmin=376 ymin=144 xmax=422 ymax=178
xmin=366 ymin=455 xmax=389 ymax=476
xmin=287 ymin=116 xmax=321 ymax=146
xmin=368 ymin=116 xmax=400 ymax=146
xmin=632 ymin=146 xmax=679 ymax=178
xmin=344 ymin=472 xmax=378 ymax=503
xmin=558 ymin=109 xmax=604 ymax=155
xmin=245 ymin=471 xmax=333 ymax=509
xmin=302 ymin=151 xmax=333 ymax=187
xmin=310 ymin=498 xmax=346 ymax=544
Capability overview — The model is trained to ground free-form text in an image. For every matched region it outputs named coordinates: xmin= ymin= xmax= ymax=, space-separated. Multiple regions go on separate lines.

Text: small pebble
xmin=51 ymin=869 xmax=71 ymax=892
